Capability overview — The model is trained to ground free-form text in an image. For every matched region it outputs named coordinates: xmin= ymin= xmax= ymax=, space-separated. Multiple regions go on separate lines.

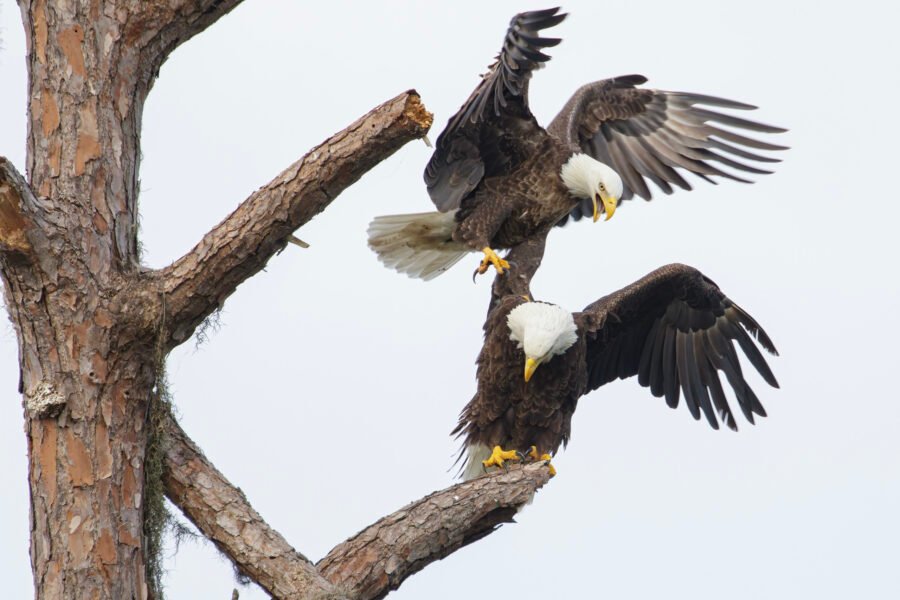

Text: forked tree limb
xmin=161 ymin=409 xmax=552 ymax=600
xmin=152 ymin=90 xmax=432 ymax=349
xmin=162 ymin=411 xmax=345 ymax=599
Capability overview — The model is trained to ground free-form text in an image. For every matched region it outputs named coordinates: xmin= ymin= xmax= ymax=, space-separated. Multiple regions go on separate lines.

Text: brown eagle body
xmin=455 ymin=295 xmax=588 ymax=458
xmin=368 ymin=8 xmax=786 ymax=281
xmin=451 ymin=132 xmax=576 ymax=251
xmin=455 ymin=262 xmax=779 ymax=478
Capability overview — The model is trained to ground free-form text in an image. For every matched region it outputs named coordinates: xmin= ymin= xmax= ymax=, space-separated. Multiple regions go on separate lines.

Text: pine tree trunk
xmin=2 ymin=3 xmax=550 ymax=598
xmin=6 ymin=1 xmax=234 ymax=597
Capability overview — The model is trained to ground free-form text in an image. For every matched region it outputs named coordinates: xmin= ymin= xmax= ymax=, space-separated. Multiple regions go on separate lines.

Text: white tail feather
xmin=367 ymin=211 xmax=471 ymax=281
xmin=461 ymin=444 xmax=492 ymax=481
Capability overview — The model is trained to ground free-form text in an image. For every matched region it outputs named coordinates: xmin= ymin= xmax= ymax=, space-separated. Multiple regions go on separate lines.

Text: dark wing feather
xmin=424 ymin=8 xmax=566 ymax=212
xmin=549 ymin=76 xmax=787 ymax=225
xmin=574 ymin=264 xmax=779 ymax=430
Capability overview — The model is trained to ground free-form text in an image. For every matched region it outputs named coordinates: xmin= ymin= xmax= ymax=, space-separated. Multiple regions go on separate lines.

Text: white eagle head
xmin=507 ymin=301 xmax=578 ymax=382
xmin=560 ymin=153 xmax=623 ymax=222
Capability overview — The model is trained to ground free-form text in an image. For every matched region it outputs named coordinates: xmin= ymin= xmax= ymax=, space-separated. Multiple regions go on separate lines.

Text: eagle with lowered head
xmin=368 ymin=7 xmax=786 ymax=281
xmin=455 ymin=262 xmax=779 ymax=479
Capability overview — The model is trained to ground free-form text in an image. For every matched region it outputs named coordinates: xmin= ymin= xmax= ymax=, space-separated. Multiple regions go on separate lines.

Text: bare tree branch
xmin=318 ymin=463 xmax=552 ymax=600
xmin=0 ymin=157 xmax=60 ymax=282
xmin=162 ymin=409 xmax=551 ymax=600
xmin=0 ymin=157 xmax=38 ymax=255
xmin=153 ymin=90 xmax=432 ymax=349
xmin=129 ymin=0 xmax=245 ymax=85
xmin=161 ymin=411 xmax=346 ymax=600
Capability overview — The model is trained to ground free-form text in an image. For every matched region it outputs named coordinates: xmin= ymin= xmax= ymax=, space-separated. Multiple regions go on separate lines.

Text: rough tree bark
xmin=163 ymin=410 xmax=551 ymax=600
xmin=1 ymin=3 xmax=552 ymax=599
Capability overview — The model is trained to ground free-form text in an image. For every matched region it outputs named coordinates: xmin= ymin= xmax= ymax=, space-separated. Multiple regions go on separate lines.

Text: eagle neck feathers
xmin=507 ymin=302 xmax=578 ymax=361
xmin=559 ymin=152 xmax=608 ymax=199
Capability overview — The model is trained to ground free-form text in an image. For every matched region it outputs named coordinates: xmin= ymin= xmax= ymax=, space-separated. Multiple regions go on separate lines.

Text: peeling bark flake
xmin=65 ymin=429 xmax=95 ymax=487
xmin=41 ymin=92 xmax=60 ymax=136
xmin=49 ymin=138 xmax=62 ymax=177
xmin=97 ymin=529 xmax=117 ymax=564
xmin=90 ymin=166 xmax=109 ymax=226
xmin=118 ymin=524 xmax=139 ymax=548
xmin=75 ymin=104 xmax=102 ymax=176
xmin=38 ymin=424 xmax=58 ymax=507
xmin=67 ymin=518 xmax=94 ymax=564
xmin=57 ymin=25 xmax=87 ymax=77
xmin=34 ymin=0 xmax=48 ymax=63
xmin=92 ymin=212 xmax=109 ymax=234
xmin=95 ymin=420 xmax=113 ymax=479
xmin=122 ymin=463 xmax=136 ymax=508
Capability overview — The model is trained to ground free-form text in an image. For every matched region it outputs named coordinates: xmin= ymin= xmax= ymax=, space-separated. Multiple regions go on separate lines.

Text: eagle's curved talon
xmin=526 ymin=446 xmax=557 ymax=476
xmin=475 ymin=247 xmax=511 ymax=277
xmin=482 ymin=445 xmax=521 ymax=471
xmin=545 ymin=461 xmax=557 ymax=477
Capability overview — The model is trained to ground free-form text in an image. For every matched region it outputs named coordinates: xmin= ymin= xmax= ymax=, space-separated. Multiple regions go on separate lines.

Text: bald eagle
xmin=455 ymin=263 xmax=779 ymax=479
xmin=368 ymin=7 xmax=786 ymax=281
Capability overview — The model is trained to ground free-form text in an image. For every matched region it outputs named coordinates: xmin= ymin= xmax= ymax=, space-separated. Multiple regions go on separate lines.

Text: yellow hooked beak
xmin=592 ymin=193 xmax=618 ymax=223
xmin=524 ymin=357 xmax=539 ymax=382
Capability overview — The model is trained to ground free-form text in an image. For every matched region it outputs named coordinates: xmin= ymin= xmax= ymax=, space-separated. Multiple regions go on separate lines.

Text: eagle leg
xmin=482 ymin=445 xmax=522 ymax=472
xmin=475 ymin=247 xmax=511 ymax=277
xmin=527 ymin=446 xmax=557 ymax=478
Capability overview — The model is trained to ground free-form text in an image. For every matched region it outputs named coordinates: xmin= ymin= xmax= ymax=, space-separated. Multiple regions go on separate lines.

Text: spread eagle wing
xmin=574 ymin=264 xmax=779 ymax=430
xmin=547 ymin=76 xmax=788 ymax=225
xmin=423 ymin=7 xmax=566 ymax=212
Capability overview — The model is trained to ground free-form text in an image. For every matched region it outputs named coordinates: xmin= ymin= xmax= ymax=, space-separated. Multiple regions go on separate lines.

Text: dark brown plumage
xmin=455 ymin=262 xmax=779 ymax=478
xmin=369 ymin=7 xmax=786 ymax=281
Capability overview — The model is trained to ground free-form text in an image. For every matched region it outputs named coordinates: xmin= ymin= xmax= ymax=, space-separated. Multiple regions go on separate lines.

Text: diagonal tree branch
xmin=317 ymin=462 xmax=552 ymax=600
xmin=150 ymin=90 xmax=432 ymax=349
xmin=162 ymin=411 xmax=346 ymax=599
xmin=161 ymin=409 xmax=551 ymax=600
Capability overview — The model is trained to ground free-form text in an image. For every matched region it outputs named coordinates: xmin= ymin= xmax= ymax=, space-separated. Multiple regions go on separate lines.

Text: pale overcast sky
xmin=2 ymin=1 xmax=899 ymax=598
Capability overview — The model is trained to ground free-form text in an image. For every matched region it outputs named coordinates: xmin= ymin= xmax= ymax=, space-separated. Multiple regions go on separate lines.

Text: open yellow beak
xmin=524 ymin=357 xmax=539 ymax=382
xmin=592 ymin=193 xmax=618 ymax=223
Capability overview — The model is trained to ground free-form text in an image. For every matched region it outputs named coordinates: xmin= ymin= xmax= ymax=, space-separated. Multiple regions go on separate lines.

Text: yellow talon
xmin=477 ymin=247 xmax=511 ymax=276
xmin=482 ymin=445 xmax=521 ymax=471
xmin=527 ymin=446 xmax=557 ymax=477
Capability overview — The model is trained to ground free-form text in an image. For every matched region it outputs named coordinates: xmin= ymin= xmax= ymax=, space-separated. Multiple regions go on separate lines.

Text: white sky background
xmin=2 ymin=0 xmax=899 ymax=598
